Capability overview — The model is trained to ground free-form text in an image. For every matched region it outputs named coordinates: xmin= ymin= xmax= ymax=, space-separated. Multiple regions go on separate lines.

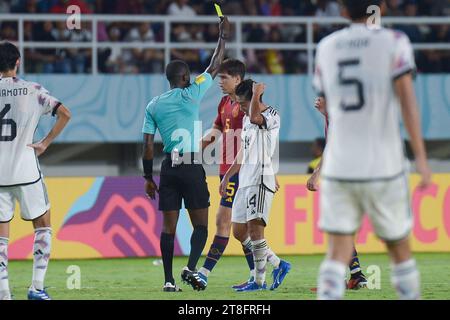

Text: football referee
xmin=142 ymin=17 xmax=230 ymax=292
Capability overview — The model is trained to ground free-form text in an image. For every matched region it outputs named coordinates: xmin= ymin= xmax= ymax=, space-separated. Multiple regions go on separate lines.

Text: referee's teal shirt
xmin=142 ymin=72 xmax=213 ymax=153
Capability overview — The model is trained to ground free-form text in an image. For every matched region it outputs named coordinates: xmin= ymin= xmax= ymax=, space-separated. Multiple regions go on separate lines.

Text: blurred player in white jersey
xmin=220 ymin=79 xmax=291 ymax=291
xmin=313 ymin=0 xmax=431 ymax=300
xmin=0 ymin=42 xmax=71 ymax=300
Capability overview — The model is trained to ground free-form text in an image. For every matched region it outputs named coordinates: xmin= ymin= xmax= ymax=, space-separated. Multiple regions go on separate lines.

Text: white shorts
xmin=0 ymin=179 xmax=50 ymax=222
xmin=319 ymin=174 xmax=412 ymax=242
xmin=232 ymin=185 xmax=274 ymax=225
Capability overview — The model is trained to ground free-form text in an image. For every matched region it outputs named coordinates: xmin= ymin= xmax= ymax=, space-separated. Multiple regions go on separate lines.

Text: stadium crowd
xmin=0 ymin=0 xmax=449 ymax=74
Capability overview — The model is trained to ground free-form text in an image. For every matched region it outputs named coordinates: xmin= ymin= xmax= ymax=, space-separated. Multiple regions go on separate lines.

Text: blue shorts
xmin=219 ymin=174 xmax=239 ymax=208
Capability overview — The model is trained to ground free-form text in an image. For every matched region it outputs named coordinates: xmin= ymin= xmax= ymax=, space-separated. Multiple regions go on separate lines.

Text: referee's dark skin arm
xmin=143 ymin=133 xmax=158 ymax=200
xmin=205 ymin=16 xmax=230 ymax=79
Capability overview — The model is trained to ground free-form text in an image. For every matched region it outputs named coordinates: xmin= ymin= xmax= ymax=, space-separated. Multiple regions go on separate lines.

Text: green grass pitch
xmin=8 ymin=253 xmax=450 ymax=300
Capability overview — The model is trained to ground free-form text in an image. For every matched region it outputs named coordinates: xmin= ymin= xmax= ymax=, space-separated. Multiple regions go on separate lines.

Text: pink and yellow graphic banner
xmin=8 ymin=174 xmax=450 ymax=260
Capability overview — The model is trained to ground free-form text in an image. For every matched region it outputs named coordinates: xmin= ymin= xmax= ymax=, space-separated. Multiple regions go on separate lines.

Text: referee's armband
xmin=143 ymin=159 xmax=153 ymax=179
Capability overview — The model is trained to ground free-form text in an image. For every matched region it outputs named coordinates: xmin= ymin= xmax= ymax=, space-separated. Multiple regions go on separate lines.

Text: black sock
xmin=160 ymin=232 xmax=175 ymax=284
xmin=187 ymin=225 xmax=208 ymax=271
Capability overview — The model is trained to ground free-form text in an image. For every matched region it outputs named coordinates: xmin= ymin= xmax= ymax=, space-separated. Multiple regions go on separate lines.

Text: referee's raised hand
xmin=145 ymin=178 xmax=159 ymax=200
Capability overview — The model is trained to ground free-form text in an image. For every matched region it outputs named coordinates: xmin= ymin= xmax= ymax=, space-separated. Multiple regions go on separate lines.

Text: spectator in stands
xmin=314 ymin=0 xmax=340 ymax=42
xmin=171 ymin=23 xmax=192 ymax=42
xmin=125 ymin=22 xmax=164 ymax=73
xmin=115 ymin=0 xmax=145 ymax=14
xmin=32 ymin=21 xmax=71 ymax=73
xmin=417 ymin=0 xmax=450 ymax=16
xmin=167 ymin=0 xmax=196 ymax=16
xmin=265 ymin=27 xmax=285 ymax=74
xmin=315 ymin=0 xmax=340 ymax=17
xmin=126 ymin=23 xmax=155 ymax=42
xmin=386 ymin=0 xmax=404 ymax=15
xmin=0 ymin=0 xmax=11 ymax=12
xmin=297 ymin=0 xmax=317 ymax=16
xmin=395 ymin=0 xmax=422 ymax=42
xmin=260 ymin=0 xmax=282 ymax=16
xmin=50 ymin=0 xmax=92 ymax=14
xmin=101 ymin=26 xmax=122 ymax=73
xmin=25 ymin=0 xmax=39 ymax=13
xmin=0 ymin=23 xmax=18 ymax=41
xmin=68 ymin=21 xmax=92 ymax=73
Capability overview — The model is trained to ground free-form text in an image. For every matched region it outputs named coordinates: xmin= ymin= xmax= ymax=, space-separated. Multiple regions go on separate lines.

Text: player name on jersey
xmin=0 ymin=88 xmax=28 ymax=97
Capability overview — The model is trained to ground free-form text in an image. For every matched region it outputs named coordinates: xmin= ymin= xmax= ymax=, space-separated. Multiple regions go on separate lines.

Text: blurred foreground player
xmin=308 ymin=97 xmax=368 ymax=290
xmin=0 ymin=41 xmax=71 ymax=300
xmin=313 ymin=0 xmax=431 ymax=299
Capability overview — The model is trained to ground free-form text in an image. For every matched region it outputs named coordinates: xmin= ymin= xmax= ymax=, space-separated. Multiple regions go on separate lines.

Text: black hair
xmin=235 ymin=79 xmax=256 ymax=102
xmin=315 ymin=137 xmax=326 ymax=151
xmin=340 ymin=0 xmax=383 ymax=20
xmin=218 ymin=59 xmax=246 ymax=80
xmin=0 ymin=41 xmax=20 ymax=72
xmin=165 ymin=60 xmax=189 ymax=84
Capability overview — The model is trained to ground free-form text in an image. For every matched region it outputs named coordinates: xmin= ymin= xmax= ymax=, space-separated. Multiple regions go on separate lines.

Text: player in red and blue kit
xmin=198 ymin=59 xmax=257 ymax=289
xmin=307 ymin=97 xmax=368 ymax=290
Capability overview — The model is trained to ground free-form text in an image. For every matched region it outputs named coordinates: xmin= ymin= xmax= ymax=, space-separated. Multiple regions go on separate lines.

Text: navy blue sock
xmin=202 ymin=235 xmax=229 ymax=272
xmin=242 ymin=241 xmax=255 ymax=271
xmin=160 ymin=232 xmax=175 ymax=284
xmin=187 ymin=225 xmax=208 ymax=271
xmin=349 ymin=248 xmax=362 ymax=275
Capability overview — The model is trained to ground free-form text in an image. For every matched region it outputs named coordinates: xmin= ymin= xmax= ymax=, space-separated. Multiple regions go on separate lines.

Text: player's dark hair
xmin=0 ymin=41 xmax=20 ymax=72
xmin=218 ymin=59 xmax=246 ymax=80
xmin=340 ymin=0 xmax=383 ymax=20
xmin=165 ymin=60 xmax=190 ymax=84
xmin=315 ymin=137 xmax=326 ymax=151
xmin=235 ymin=79 xmax=255 ymax=102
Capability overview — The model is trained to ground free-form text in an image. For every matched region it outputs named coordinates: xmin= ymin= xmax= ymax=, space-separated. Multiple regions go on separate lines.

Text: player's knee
xmin=193 ymin=225 xmax=208 ymax=237
xmin=232 ymin=227 xmax=247 ymax=242
xmin=248 ymin=228 xmax=263 ymax=241
xmin=216 ymin=218 xmax=231 ymax=237
xmin=386 ymin=237 xmax=412 ymax=263
xmin=32 ymin=210 xmax=51 ymax=229
xmin=162 ymin=223 xmax=177 ymax=234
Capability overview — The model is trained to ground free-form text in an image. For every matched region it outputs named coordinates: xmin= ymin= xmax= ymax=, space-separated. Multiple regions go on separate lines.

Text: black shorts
xmin=159 ymin=157 xmax=210 ymax=211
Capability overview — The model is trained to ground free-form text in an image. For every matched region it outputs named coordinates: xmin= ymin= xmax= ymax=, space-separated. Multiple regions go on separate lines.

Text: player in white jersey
xmin=220 ymin=79 xmax=291 ymax=291
xmin=0 ymin=42 xmax=71 ymax=300
xmin=313 ymin=1 xmax=431 ymax=300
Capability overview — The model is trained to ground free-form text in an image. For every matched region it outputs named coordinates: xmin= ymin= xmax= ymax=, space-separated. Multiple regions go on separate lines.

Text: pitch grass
xmin=7 ymin=253 xmax=450 ymax=300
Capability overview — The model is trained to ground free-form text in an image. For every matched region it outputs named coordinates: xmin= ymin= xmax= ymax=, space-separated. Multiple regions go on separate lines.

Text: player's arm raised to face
xmin=249 ymin=82 xmax=266 ymax=126
xmin=28 ymin=104 xmax=71 ymax=156
xmin=205 ymin=16 xmax=230 ymax=79
xmin=394 ymin=73 xmax=432 ymax=188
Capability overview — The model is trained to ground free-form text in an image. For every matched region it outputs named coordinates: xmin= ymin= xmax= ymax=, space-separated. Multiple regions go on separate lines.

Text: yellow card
xmin=214 ymin=3 xmax=224 ymax=17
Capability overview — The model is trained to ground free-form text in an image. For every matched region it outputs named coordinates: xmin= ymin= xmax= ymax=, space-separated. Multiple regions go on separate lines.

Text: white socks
xmin=267 ymin=248 xmax=281 ymax=269
xmin=32 ymin=228 xmax=52 ymax=291
xmin=391 ymin=259 xmax=421 ymax=300
xmin=251 ymin=239 xmax=268 ymax=286
xmin=317 ymin=259 xmax=347 ymax=300
xmin=243 ymin=237 xmax=280 ymax=268
xmin=0 ymin=237 xmax=10 ymax=299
